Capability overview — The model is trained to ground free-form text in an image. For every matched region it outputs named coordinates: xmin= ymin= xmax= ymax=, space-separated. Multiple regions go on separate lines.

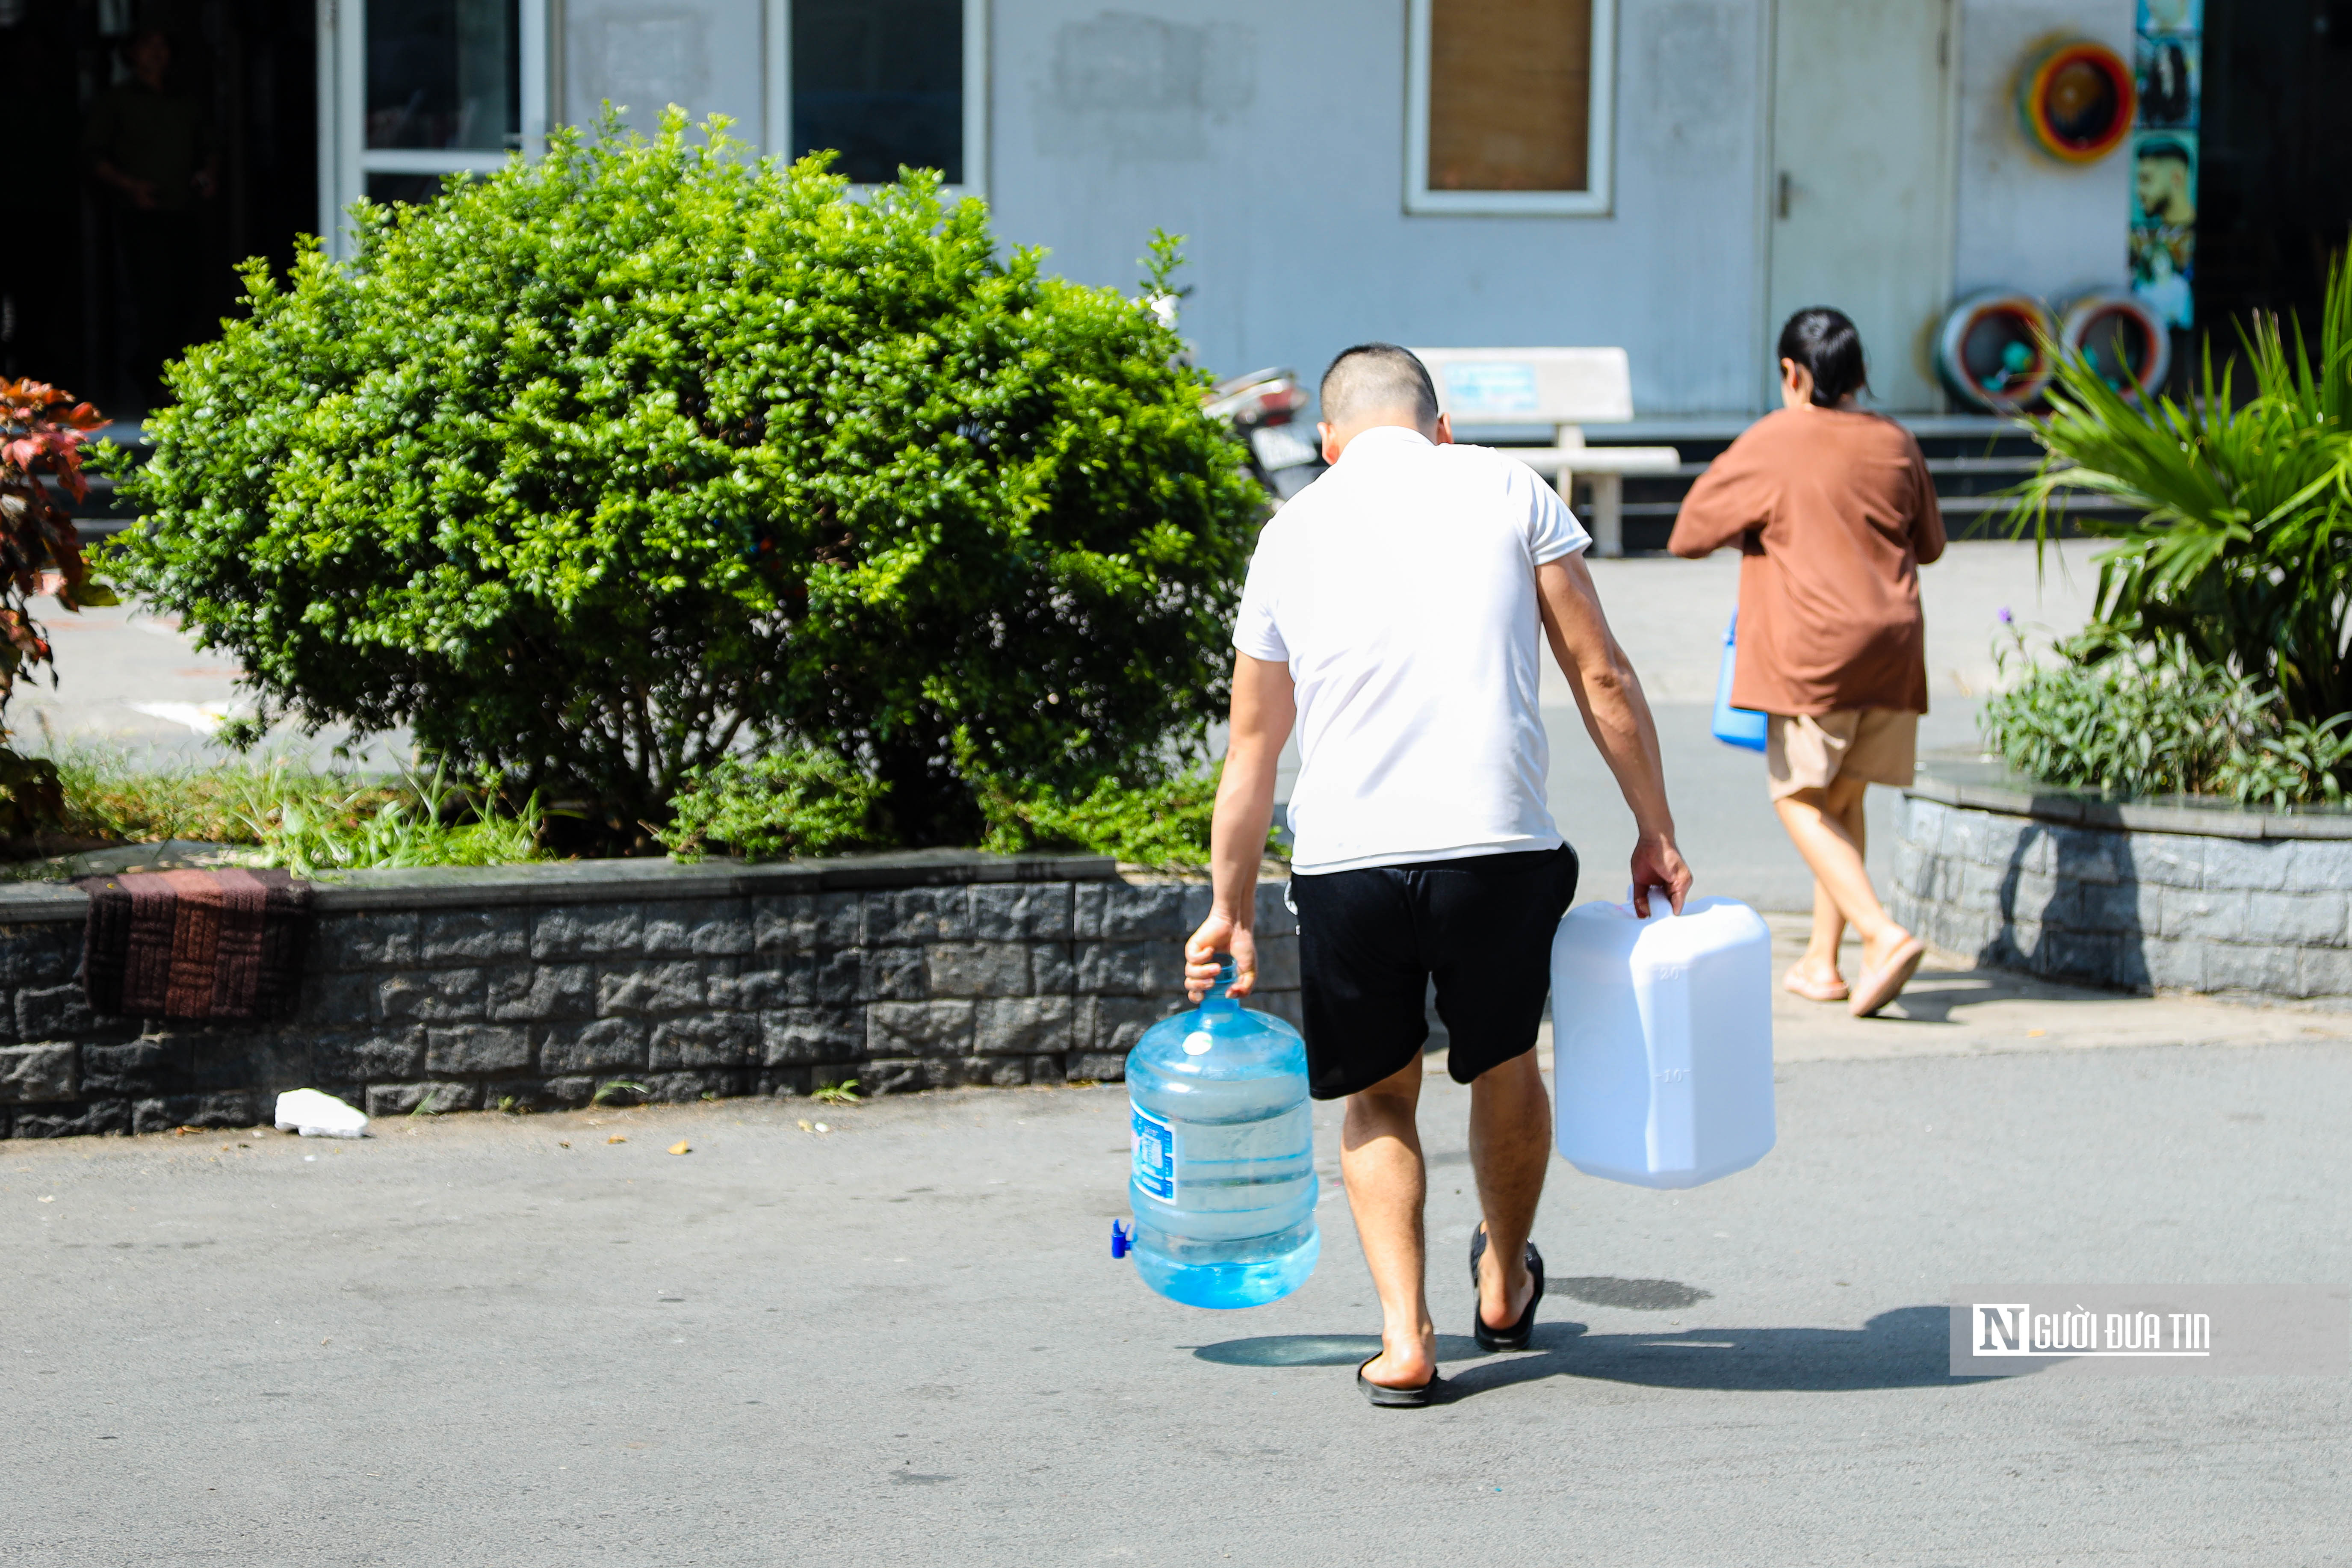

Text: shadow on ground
xmin=1876 ymin=965 xmax=2124 ymax=1026
xmin=1194 ymin=1306 xmax=1999 ymax=1396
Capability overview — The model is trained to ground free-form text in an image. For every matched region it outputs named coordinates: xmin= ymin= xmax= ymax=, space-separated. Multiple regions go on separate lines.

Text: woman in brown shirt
xmin=1669 ymin=308 xmax=1945 ymax=1017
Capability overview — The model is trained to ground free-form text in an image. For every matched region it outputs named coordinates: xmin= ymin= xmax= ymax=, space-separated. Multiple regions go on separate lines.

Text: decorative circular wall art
xmin=2017 ymin=40 xmax=2136 ymax=162
xmin=2058 ymin=291 xmax=2170 ymax=400
xmin=1936 ymin=292 xmax=2059 ymax=413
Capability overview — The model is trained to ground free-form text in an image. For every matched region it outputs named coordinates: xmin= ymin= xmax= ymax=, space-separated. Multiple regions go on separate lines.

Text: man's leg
xmin=1774 ymin=774 xmax=1910 ymax=973
xmin=1342 ymin=1056 xmax=1434 ymax=1388
xmin=1468 ymin=1049 xmax=1547 ymax=1330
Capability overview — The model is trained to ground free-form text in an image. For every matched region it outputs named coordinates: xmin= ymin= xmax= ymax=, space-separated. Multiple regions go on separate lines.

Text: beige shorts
xmin=1766 ymin=709 xmax=1919 ymax=801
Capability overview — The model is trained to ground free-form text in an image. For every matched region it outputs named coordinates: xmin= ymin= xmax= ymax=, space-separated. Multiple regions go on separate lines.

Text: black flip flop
xmin=1470 ymin=1226 xmax=1545 ymax=1352
xmin=1356 ymin=1355 xmax=1438 ymax=1408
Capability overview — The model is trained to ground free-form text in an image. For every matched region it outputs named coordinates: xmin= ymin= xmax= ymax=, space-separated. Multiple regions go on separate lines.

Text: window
xmin=320 ymin=0 xmax=983 ymax=253
xmin=781 ymin=0 xmax=987 ymax=192
xmin=367 ymin=0 xmax=519 ymax=155
xmin=1406 ymin=0 xmax=1615 ymax=215
xmin=324 ymin=0 xmax=548 ymax=251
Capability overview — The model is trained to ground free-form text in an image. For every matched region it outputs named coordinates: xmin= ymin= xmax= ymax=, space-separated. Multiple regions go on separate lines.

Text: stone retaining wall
xmin=1890 ymin=780 xmax=2352 ymax=1001
xmin=0 ymin=852 xmax=1298 ymax=1138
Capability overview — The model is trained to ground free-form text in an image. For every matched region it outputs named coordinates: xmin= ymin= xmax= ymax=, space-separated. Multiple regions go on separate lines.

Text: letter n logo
xmin=1974 ymin=1302 xmax=2029 ymax=1355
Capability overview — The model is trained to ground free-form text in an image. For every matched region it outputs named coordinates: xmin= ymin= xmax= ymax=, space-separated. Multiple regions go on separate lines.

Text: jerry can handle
xmin=1624 ymin=884 xmax=1678 ymax=919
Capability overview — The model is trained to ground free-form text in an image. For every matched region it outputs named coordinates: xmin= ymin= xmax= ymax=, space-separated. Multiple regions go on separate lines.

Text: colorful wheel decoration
xmin=2058 ymin=291 xmax=2171 ymax=401
xmin=1936 ymin=292 xmax=2059 ymax=413
xmin=2018 ymin=40 xmax=2136 ymax=163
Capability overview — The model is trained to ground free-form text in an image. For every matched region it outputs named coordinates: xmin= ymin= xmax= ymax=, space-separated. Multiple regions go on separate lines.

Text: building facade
xmin=19 ymin=0 xmax=2343 ymax=423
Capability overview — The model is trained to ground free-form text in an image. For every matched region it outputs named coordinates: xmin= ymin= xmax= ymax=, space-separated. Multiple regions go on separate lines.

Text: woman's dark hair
xmin=1777 ymin=307 xmax=1868 ymax=406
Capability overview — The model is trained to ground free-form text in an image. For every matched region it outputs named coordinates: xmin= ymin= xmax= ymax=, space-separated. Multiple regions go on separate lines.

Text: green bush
xmin=972 ymin=760 xmax=1280 ymax=869
xmin=657 ymin=747 xmax=886 ymax=862
xmin=1979 ymin=625 xmax=2352 ymax=806
xmin=2011 ymin=244 xmax=2352 ymax=732
xmin=103 ymin=113 xmax=1263 ymax=842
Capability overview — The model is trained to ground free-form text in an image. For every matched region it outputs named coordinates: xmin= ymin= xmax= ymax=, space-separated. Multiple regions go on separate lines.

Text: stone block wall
xmin=1889 ymin=792 xmax=2352 ymax=1000
xmin=0 ymin=853 xmax=1301 ymax=1138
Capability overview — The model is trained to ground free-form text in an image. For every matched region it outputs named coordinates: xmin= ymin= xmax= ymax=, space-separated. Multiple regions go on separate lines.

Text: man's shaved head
xmin=1319 ymin=343 xmax=1440 ymax=432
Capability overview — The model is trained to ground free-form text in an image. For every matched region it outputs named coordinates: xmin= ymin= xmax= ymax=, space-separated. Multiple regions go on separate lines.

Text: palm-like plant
xmin=2010 ymin=248 xmax=2352 ymax=729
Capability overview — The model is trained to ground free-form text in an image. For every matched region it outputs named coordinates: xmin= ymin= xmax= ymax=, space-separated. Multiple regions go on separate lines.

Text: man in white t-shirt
xmin=1183 ymin=343 xmax=1692 ymax=1406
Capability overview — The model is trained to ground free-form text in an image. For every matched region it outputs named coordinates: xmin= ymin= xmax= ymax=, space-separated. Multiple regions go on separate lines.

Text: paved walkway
xmin=18 ymin=599 xmax=401 ymax=766
xmin=1540 ymin=540 xmax=2098 ymax=911
xmin=4 ymin=976 xmax=2346 ymax=1564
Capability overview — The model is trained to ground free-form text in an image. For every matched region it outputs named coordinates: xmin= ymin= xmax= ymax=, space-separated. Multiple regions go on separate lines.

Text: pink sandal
xmin=1849 ymin=936 xmax=1927 ymax=1018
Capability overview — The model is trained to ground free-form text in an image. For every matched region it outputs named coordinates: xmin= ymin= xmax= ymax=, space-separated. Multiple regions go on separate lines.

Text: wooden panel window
xmin=1408 ymin=0 xmax=1614 ymax=215
xmin=1430 ymin=0 xmax=1591 ymax=191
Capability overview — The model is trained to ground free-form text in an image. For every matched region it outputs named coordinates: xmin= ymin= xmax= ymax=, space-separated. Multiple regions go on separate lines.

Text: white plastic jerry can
xmin=1551 ymin=892 xmax=1776 ymax=1189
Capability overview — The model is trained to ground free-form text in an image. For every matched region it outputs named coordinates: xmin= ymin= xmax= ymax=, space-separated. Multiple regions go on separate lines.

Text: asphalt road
xmin=5 ymin=1019 xmax=2346 ymax=1565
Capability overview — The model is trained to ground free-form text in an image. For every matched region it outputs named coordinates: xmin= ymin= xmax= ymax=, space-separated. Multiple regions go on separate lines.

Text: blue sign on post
xmin=1442 ymin=361 xmax=1542 ymax=417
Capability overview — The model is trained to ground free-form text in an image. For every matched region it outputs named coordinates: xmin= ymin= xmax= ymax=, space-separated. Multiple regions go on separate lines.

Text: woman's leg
xmin=1794 ymin=776 xmax=1875 ymax=982
xmin=1793 ymin=877 xmax=1848 ymax=989
xmin=1775 ymin=773 xmax=1912 ymax=972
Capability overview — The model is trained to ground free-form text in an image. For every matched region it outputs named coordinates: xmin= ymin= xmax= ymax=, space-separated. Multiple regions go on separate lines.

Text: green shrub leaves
xmin=1997 ymin=241 xmax=2352 ymax=802
xmin=107 ymin=114 xmax=1263 ymax=842
xmin=658 ymin=748 xmax=886 ymax=862
xmin=1982 ymin=626 xmax=2352 ymax=806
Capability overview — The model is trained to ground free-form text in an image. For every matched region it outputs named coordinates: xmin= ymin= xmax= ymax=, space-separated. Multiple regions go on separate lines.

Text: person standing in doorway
xmin=1669 ymin=307 xmax=1945 ymax=1017
xmin=83 ymin=29 xmax=216 ymax=409
xmin=1183 ymin=343 xmax=1693 ymax=1406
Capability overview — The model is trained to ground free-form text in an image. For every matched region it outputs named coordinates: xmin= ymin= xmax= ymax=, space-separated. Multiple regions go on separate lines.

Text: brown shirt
xmin=1668 ymin=406 xmax=1945 ymax=715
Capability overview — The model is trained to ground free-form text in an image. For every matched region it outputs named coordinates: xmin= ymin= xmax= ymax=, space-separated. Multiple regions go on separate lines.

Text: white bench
xmin=1409 ymin=347 xmax=1679 ymax=557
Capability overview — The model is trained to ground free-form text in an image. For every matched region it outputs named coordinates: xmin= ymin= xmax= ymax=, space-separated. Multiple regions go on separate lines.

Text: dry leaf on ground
xmin=607 ymin=1135 xmax=626 ymax=1144
xmin=668 ymin=1140 xmax=692 ymax=1155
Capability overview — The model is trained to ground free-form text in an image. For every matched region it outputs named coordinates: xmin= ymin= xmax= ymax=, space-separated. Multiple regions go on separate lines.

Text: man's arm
xmin=1537 ymin=554 xmax=1693 ymax=916
xmin=1182 ymin=653 xmax=1297 ymax=1000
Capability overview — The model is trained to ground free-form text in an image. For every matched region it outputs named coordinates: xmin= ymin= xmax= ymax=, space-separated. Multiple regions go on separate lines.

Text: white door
xmin=1767 ymin=0 xmax=1954 ymax=412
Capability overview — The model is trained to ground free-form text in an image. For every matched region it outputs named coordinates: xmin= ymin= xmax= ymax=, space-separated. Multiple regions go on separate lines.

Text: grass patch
xmin=22 ymin=740 xmax=552 ymax=874
xmin=39 ymin=741 xmax=347 ymax=845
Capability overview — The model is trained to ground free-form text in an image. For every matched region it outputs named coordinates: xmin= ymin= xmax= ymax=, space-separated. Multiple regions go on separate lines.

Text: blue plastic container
xmin=1114 ymin=961 xmax=1319 ymax=1308
xmin=1712 ymin=612 xmax=1769 ymax=752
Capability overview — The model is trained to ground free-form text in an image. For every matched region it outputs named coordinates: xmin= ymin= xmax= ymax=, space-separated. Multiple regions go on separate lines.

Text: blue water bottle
xmin=1112 ymin=957 xmax=1319 ymax=1308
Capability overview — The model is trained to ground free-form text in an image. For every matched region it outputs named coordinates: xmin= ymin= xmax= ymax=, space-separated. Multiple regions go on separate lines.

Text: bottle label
xmin=1131 ymin=1103 xmax=1176 ymax=1201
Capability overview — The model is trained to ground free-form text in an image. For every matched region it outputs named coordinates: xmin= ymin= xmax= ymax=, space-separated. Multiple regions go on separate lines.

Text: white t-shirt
xmin=1233 ymin=426 xmax=1590 ymax=874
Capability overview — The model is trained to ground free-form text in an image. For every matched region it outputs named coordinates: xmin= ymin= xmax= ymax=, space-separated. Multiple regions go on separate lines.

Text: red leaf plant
xmin=0 ymin=378 xmax=121 ymax=834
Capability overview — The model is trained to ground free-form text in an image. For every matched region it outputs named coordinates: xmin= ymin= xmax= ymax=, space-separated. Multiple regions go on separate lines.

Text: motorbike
xmin=1204 ymin=366 xmax=1326 ymax=503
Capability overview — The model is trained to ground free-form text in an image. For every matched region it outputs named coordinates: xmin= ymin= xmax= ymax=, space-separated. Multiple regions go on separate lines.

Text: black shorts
xmin=1289 ymin=844 xmax=1579 ymax=1100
